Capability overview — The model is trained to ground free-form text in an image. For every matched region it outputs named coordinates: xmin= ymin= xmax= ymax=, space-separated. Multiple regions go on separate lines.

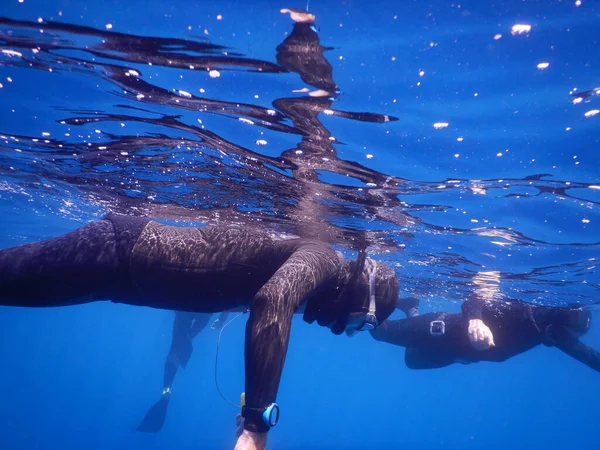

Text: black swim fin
xmin=136 ymin=394 xmax=170 ymax=433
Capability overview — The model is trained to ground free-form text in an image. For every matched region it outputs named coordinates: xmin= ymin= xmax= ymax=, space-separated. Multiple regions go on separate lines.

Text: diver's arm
xmin=549 ymin=326 xmax=600 ymax=373
xmin=370 ymin=319 xmax=401 ymax=344
xmin=370 ymin=319 xmax=413 ymax=346
xmin=462 ymin=299 xmax=495 ymax=350
xmin=461 ymin=298 xmax=484 ymax=320
xmin=242 ymin=242 xmax=340 ymax=434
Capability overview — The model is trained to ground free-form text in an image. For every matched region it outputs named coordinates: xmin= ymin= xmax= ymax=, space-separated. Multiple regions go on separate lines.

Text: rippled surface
xmin=1 ymin=2 xmax=599 ymax=310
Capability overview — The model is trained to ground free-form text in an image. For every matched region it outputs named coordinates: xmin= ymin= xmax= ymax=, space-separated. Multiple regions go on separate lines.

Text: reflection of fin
xmin=136 ymin=395 xmax=170 ymax=433
xmin=178 ymin=338 xmax=193 ymax=369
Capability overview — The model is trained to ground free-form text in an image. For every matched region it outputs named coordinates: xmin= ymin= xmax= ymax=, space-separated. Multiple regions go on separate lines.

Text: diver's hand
xmin=234 ymin=429 xmax=267 ymax=450
xmin=468 ymin=319 xmax=495 ymax=350
xmin=235 ymin=413 xmax=245 ymax=438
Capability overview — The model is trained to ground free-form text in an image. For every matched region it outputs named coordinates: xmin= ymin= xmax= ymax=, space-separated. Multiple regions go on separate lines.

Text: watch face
xmin=430 ymin=321 xmax=445 ymax=335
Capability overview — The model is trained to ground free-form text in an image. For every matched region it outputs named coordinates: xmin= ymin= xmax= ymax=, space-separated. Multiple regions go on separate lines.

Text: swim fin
xmin=136 ymin=394 xmax=170 ymax=433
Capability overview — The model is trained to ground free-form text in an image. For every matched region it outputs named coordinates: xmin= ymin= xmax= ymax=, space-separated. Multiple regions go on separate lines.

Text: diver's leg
xmin=188 ymin=313 xmax=212 ymax=341
xmin=0 ymin=220 xmax=121 ymax=307
xmin=136 ymin=312 xmax=195 ymax=433
xmin=547 ymin=324 xmax=600 ymax=373
xmin=211 ymin=311 xmax=230 ymax=329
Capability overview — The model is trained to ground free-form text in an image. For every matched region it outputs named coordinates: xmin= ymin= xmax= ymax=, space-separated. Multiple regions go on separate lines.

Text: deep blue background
xmin=1 ymin=1 xmax=600 ymax=449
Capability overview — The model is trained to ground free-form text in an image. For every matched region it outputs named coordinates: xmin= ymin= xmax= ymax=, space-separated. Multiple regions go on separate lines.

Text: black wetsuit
xmin=0 ymin=213 xmax=398 ymax=432
xmin=372 ymin=299 xmax=600 ymax=373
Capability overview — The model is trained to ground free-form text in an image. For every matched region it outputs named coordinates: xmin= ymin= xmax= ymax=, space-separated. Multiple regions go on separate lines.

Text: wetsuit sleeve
xmin=549 ymin=326 xmax=600 ymax=373
xmin=243 ymin=242 xmax=339 ymax=433
xmin=462 ymin=298 xmax=484 ymax=320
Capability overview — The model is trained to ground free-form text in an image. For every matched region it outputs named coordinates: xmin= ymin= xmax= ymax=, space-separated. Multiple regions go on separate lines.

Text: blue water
xmin=1 ymin=0 xmax=599 ymax=449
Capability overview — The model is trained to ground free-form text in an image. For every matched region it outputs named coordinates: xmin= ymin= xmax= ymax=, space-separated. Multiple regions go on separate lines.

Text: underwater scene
xmin=0 ymin=1 xmax=599 ymax=449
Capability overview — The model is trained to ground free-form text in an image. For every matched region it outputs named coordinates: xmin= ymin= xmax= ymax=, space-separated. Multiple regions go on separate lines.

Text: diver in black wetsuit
xmin=136 ymin=311 xmax=229 ymax=433
xmin=373 ymin=297 xmax=599 ymax=373
xmin=0 ymin=213 xmax=400 ymax=449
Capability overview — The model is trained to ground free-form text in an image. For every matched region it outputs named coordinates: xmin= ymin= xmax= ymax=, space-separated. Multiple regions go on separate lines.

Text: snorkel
xmin=344 ymin=258 xmax=379 ymax=336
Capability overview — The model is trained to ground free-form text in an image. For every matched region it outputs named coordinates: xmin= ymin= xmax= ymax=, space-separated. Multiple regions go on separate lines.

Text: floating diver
xmin=375 ymin=297 xmax=598 ymax=373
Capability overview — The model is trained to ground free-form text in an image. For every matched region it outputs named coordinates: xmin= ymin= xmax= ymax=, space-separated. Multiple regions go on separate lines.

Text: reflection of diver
xmin=273 ymin=10 xmax=408 ymax=251
xmin=0 ymin=213 xmax=402 ymax=450
xmin=374 ymin=297 xmax=599 ymax=372
xmin=136 ymin=311 xmax=228 ymax=433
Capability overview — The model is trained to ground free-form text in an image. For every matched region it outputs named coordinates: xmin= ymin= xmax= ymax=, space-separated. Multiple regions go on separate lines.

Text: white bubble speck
xmin=239 ymin=118 xmax=254 ymax=125
xmin=178 ymin=90 xmax=192 ymax=98
xmin=217 ymin=14 xmax=223 ymax=20
xmin=366 ymin=154 xmax=373 ymax=159
xmin=256 ymin=139 xmax=267 ymax=146
xmin=496 ymin=152 xmax=503 ymax=157
xmin=209 ymin=70 xmax=220 ymax=78
xmin=433 ymin=122 xmax=449 ymax=129
xmin=419 ymin=70 xmax=425 ymax=77
xmin=41 ymin=132 xmax=50 ymax=136
xmin=511 ymin=24 xmax=531 ymax=35
xmin=457 ymin=137 xmax=464 ymax=142
xmin=494 ymin=34 xmax=502 ymax=40
xmin=105 ymin=24 xmax=113 ymax=30
xmin=537 ymin=62 xmax=550 ymax=70
xmin=582 ymin=219 xmax=590 ymax=224
xmin=584 ymin=109 xmax=599 ymax=117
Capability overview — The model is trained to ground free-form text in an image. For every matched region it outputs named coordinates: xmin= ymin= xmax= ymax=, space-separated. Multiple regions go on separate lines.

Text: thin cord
xmin=214 ymin=309 xmax=248 ymax=408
